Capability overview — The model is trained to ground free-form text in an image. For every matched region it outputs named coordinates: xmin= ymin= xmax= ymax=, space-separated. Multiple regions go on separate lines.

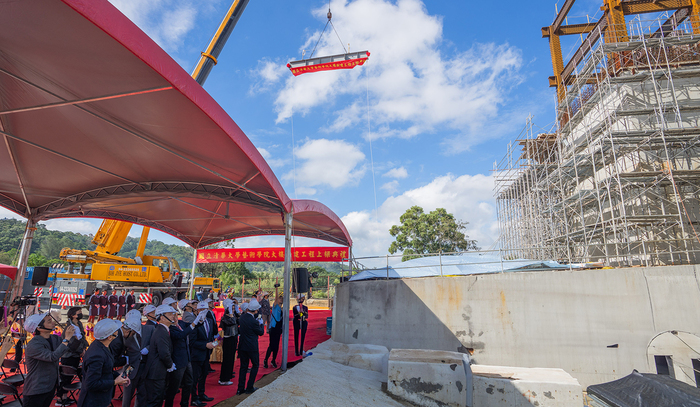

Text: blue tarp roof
xmin=349 ymin=253 xmax=579 ymax=281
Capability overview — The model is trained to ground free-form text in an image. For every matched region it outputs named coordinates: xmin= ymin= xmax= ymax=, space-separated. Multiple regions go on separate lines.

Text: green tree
xmin=388 ymin=206 xmax=479 ymax=261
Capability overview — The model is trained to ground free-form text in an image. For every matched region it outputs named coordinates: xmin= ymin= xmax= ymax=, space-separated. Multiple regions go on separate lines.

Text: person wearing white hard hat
xmin=162 ymin=297 xmax=178 ymax=308
xmin=23 ymin=312 xmax=76 ymax=407
xmin=235 ymin=299 xmax=264 ymax=395
xmin=141 ymin=305 xmax=177 ymax=407
xmin=189 ymin=301 xmax=215 ymax=406
xmin=134 ymin=304 xmax=157 ymax=407
xmin=117 ymin=310 xmax=142 ymax=407
xmin=218 ymin=299 xmax=239 ymax=386
xmin=164 ymin=302 xmax=199 ymax=407
xmin=77 ymin=319 xmax=128 ymax=407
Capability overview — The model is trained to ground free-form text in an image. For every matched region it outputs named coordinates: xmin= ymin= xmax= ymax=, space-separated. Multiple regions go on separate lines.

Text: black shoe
xmin=200 ymin=395 xmax=214 ymax=402
xmin=235 ymin=390 xmax=244 ymax=396
xmin=245 ymin=387 xmax=258 ymax=394
xmin=271 ymin=360 xmax=278 ymax=368
xmin=263 ymin=361 xmax=269 ymax=369
xmin=190 ymin=401 xmax=206 ymax=407
xmin=207 ymin=369 xmax=216 ymax=373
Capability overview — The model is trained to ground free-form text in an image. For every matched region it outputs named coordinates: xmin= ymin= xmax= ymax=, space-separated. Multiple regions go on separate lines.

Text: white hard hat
xmin=126 ymin=309 xmax=141 ymax=320
xmin=162 ymin=297 xmax=177 ymax=307
xmin=143 ymin=304 xmax=157 ymax=315
xmin=240 ymin=302 xmax=249 ymax=312
xmin=123 ymin=313 xmax=142 ymax=335
xmin=178 ymin=299 xmax=193 ymax=310
xmin=196 ymin=301 xmax=209 ymax=310
xmin=248 ymin=299 xmax=261 ymax=311
xmin=155 ymin=305 xmax=177 ymax=316
xmin=222 ymin=299 xmax=233 ymax=314
xmin=94 ymin=319 xmax=122 ymax=340
xmin=23 ymin=312 xmax=48 ymax=333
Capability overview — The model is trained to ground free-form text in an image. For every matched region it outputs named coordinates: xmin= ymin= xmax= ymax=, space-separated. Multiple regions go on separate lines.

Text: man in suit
xmin=204 ymin=299 xmax=217 ymax=374
xmin=77 ymin=319 xmax=129 ymax=407
xmin=189 ymin=302 xmax=215 ymax=406
xmin=135 ymin=304 xmax=158 ymax=407
xmin=143 ymin=305 xmax=177 ymax=407
xmin=126 ymin=290 xmax=136 ymax=311
xmin=109 ymin=310 xmax=142 ymax=407
xmin=236 ymin=299 xmax=264 ymax=395
xmin=164 ymin=300 xmax=199 ymax=407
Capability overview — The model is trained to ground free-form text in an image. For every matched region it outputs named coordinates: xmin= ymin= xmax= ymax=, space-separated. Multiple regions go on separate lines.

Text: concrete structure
xmin=312 ymin=340 xmax=389 ymax=375
xmin=387 ymin=348 xmax=472 ymax=407
xmin=471 ymin=365 xmax=583 ymax=407
xmin=495 ymin=15 xmax=700 ymax=267
xmin=332 ymin=265 xmax=700 ymax=388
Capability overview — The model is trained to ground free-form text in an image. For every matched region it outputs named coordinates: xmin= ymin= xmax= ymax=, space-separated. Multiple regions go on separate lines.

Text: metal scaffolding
xmin=495 ymin=13 xmax=700 ymax=267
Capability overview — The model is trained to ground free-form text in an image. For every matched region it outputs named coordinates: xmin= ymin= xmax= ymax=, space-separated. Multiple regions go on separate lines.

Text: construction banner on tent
xmin=196 ymin=247 xmax=349 ymax=263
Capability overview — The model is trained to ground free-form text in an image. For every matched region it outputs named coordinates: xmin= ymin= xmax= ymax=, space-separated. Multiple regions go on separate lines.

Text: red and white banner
xmin=54 ymin=293 xmax=81 ymax=307
xmin=196 ymin=247 xmax=350 ymax=264
xmin=288 ymin=56 xmax=368 ymax=76
xmin=138 ymin=293 xmax=153 ymax=304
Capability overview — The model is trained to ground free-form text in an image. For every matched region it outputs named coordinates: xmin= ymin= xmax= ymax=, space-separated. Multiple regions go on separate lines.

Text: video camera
xmin=11 ymin=295 xmax=37 ymax=307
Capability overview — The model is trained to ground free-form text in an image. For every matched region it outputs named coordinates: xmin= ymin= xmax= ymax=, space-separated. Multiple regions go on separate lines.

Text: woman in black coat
xmin=77 ymin=319 xmax=130 ymax=407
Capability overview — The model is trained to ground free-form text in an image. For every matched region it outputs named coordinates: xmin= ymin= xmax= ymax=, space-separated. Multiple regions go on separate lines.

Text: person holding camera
xmin=76 ymin=319 xmax=129 ymax=407
xmin=236 ymin=299 xmax=264 ymax=395
xmin=56 ymin=307 xmax=89 ymax=407
xmin=23 ymin=312 xmax=77 ymax=407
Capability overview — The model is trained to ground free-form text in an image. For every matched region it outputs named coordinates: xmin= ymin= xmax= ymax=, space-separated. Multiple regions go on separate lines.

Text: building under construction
xmin=495 ymin=0 xmax=700 ymax=266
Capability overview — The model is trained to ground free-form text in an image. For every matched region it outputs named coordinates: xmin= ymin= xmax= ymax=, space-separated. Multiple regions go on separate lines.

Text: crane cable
xmin=308 ymin=2 xmax=348 ymax=60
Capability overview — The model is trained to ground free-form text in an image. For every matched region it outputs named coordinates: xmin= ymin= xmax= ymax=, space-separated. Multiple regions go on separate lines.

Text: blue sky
xmin=1 ymin=0 xmax=607 ymax=258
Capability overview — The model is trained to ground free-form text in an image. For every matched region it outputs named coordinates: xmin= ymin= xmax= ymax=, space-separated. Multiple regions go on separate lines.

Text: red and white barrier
xmin=54 ymin=293 xmax=81 ymax=307
xmin=33 ymin=287 xmax=43 ymax=297
xmin=138 ymin=293 xmax=153 ymax=303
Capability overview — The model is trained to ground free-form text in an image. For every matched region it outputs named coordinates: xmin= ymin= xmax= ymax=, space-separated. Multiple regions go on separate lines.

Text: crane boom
xmin=191 ymin=0 xmax=250 ymax=85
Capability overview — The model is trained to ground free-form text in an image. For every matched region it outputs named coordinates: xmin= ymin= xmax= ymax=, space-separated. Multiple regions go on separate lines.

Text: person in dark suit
xmin=116 ymin=310 xmax=142 ymax=407
xmin=236 ymin=299 xmax=264 ymax=395
xmin=77 ymin=319 xmax=129 ymax=407
xmin=218 ymin=299 xmax=238 ymax=385
xmin=204 ymin=299 xmax=217 ymax=374
xmin=135 ymin=304 xmax=158 ymax=407
xmin=88 ymin=289 xmax=100 ymax=323
xmin=164 ymin=300 xmax=198 ymax=407
xmin=189 ymin=302 xmax=214 ymax=406
xmin=98 ymin=290 xmax=108 ymax=321
xmin=143 ymin=305 xmax=177 ymax=407
xmin=293 ymin=295 xmax=309 ymax=356
xmin=117 ymin=290 xmax=127 ymax=320
xmin=126 ymin=290 xmax=136 ymax=311
xmin=107 ymin=290 xmax=118 ymax=319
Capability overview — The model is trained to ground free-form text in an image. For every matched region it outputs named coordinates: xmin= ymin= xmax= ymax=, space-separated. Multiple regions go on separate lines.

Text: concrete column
xmin=12 ymin=218 xmax=36 ymax=300
xmin=282 ymin=211 xmax=293 ymax=371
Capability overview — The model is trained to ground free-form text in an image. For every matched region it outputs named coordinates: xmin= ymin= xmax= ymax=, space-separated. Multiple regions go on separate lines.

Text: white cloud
xmin=383 ymin=167 xmax=408 ymax=179
xmin=108 ymin=0 xmax=204 ymax=52
xmin=380 ymin=180 xmax=399 ymax=194
xmin=283 ymin=138 xmax=366 ymax=193
xmin=257 ymin=147 xmax=288 ymax=169
xmin=342 ymin=173 xmax=498 ymax=260
xmin=265 ymin=0 xmax=522 ymax=151
xmin=0 ymin=207 xmax=25 ymax=221
xmin=43 ymin=219 xmax=100 ymax=235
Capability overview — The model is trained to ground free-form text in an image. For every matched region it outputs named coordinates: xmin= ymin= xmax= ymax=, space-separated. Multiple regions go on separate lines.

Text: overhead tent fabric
xmin=0 ymin=264 xmax=17 ymax=280
xmin=349 ymin=253 xmax=580 ymax=281
xmin=0 ymin=0 xmax=351 ymax=248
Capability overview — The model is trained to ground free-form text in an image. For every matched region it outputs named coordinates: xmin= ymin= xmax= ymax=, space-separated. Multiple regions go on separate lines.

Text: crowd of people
xmin=14 ymin=290 xmax=311 ymax=407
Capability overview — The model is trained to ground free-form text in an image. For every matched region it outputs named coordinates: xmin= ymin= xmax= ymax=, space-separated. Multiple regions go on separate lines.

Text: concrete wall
xmin=332 ymin=265 xmax=700 ymax=388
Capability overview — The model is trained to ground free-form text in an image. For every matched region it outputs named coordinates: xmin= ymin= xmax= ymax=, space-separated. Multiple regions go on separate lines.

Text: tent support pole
xmin=11 ymin=218 xmax=36 ymax=301
xmin=188 ymin=249 xmax=197 ymax=300
xmin=281 ymin=211 xmax=293 ymax=371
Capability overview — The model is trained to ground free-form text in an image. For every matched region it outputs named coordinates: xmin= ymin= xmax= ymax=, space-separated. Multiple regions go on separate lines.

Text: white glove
xmin=72 ymin=324 xmax=82 ymax=340
xmin=140 ymin=347 xmax=149 ymax=355
xmin=212 ymin=341 xmax=219 ymax=347
xmin=193 ymin=312 xmax=205 ymax=325
xmin=256 ymin=316 xmax=263 ymax=325
xmin=124 ymin=356 xmax=129 ymax=365
xmin=167 ymin=363 xmax=176 ymax=372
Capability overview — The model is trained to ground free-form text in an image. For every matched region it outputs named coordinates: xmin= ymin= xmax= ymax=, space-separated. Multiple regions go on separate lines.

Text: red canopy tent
xmin=0 ymin=0 xmax=351 ymax=248
xmin=0 ymin=264 xmax=17 ymax=281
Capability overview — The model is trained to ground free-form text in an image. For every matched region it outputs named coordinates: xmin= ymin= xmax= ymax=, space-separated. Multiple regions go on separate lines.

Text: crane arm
xmin=191 ymin=0 xmax=250 ymax=85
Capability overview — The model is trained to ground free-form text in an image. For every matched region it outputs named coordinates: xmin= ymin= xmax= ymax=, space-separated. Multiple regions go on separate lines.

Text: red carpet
xmin=114 ymin=309 xmax=331 ymax=406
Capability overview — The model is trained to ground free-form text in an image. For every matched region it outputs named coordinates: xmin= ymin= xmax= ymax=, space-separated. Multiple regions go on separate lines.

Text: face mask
xmin=75 ymin=314 xmax=84 ymax=320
